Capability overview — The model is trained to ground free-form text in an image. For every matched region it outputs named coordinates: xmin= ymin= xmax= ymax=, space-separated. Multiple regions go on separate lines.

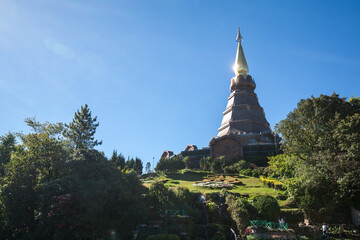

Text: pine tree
xmin=145 ymin=162 xmax=151 ymax=173
xmin=64 ymin=104 xmax=102 ymax=149
xmin=110 ymin=150 xmax=125 ymax=169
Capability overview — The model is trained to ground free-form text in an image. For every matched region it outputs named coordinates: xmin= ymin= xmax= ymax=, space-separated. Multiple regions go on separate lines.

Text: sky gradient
xmin=1 ymin=0 xmax=360 ymax=168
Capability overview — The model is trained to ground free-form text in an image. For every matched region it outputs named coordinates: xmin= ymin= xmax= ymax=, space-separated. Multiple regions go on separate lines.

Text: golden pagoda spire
xmin=232 ymin=27 xmax=249 ymax=75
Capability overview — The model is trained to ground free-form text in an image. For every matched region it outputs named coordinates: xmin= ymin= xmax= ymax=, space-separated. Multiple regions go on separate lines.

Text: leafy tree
xmin=0 ymin=121 xmax=69 ymax=238
xmin=268 ymin=154 xmax=299 ymax=179
xmin=147 ymin=181 xmax=176 ymax=212
xmin=64 ymin=104 xmax=102 ymax=150
xmin=276 ymin=94 xmax=358 ymax=159
xmin=25 ymin=117 xmax=65 ymax=139
xmin=0 ymin=118 xmax=146 ymax=239
xmin=274 ymin=94 xmax=360 ymax=221
xmin=0 ymin=132 xmax=16 ymax=175
xmin=155 ymin=156 xmax=185 ymax=172
xmin=44 ymin=150 xmax=146 ymax=239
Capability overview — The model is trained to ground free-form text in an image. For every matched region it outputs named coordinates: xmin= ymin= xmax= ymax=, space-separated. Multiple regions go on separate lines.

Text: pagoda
xmin=210 ymin=28 xmax=278 ymax=161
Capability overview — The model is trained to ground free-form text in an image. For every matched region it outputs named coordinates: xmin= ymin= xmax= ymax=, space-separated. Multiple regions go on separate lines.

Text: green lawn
xmin=145 ymin=171 xmax=281 ymax=198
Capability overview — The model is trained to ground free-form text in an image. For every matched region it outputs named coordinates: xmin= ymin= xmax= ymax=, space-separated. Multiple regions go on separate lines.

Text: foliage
xmin=268 ymin=154 xmax=299 ymax=179
xmin=0 ymin=117 xmax=146 ymax=239
xmin=124 ymin=157 xmax=143 ymax=175
xmin=211 ymin=157 xmax=224 ymax=174
xmin=0 ymin=132 xmax=16 ymax=176
xmin=226 ymin=194 xmax=254 ymax=234
xmin=259 ymin=176 xmax=284 ymax=190
xmin=0 ymin=122 xmax=70 ymax=238
xmin=224 ymin=160 xmax=250 ymax=174
xmin=273 ymin=94 xmax=360 ymax=221
xmin=156 ymin=156 xmax=185 ymax=172
xmin=251 ymin=195 xmax=280 ymax=221
xmin=148 ymin=181 xmax=176 ymax=209
xmin=63 ymin=104 xmax=102 ymax=149
xmin=134 ymin=157 xmax=143 ymax=175
xmin=276 ymin=94 xmax=358 ymax=156
xmin=183 ymin=156 xmax=191 ymax=169
xmin=146 ymin=162 xmax=152 ymax=173
xmin=109 ymin=150 xmax=125 ymax=169
xmin=200 ymin=156 xmax=212 ymax=171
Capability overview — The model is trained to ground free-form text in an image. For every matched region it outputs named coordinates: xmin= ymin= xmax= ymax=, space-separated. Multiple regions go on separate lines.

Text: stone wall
xmin=210 ymin=135 xmax=244 ymax=159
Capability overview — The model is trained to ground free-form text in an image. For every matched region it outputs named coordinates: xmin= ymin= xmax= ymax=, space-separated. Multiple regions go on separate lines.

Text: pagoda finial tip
xmin=233 ymin=26 xmax=248 ymax=75
xmin=236 ymin=27 xmax=243 ymax=42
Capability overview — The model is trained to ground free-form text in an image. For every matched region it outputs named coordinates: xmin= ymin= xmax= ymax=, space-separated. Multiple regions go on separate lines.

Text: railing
xmin=250 ymin=220 xmax=288 ymax=230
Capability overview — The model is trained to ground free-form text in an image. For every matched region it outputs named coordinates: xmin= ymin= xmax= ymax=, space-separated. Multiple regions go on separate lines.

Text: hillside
xmin=142 ymin=171 xmax=288 ymax=206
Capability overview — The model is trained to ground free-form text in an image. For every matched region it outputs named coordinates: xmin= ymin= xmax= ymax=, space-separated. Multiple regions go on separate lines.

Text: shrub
xmin=223 ymin=165 xmax=238 ymax=174
xmin=207 ymin=201 xmax=217 ymax=212
xmin=240 ymin=169 xmax=253 ymax=176
xmin=237 ymin=160 xmax=251 ymax=170
xmin=183 ymin=156 xmax=199 ymax=169
xmin=200 ymin=157 xmax=212 ymax=171
xmin=259 ymin=176 xmax=285 ymax=190
xmin=226 ymin=195 xmax=256 ymax=234
xmin=211 ymin=158 xmax=224 ymax=173
xmin=251 ymin=195 xmax=280 ymax=221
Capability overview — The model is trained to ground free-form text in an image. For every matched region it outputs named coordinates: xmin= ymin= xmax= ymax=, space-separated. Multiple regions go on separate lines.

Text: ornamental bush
xmin=251 ymin=195 xmax=280 ymax=221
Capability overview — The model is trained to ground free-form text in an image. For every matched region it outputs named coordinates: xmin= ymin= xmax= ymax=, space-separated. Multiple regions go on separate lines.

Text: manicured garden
xmin=142 ymin=171 xmax=285 ymax=203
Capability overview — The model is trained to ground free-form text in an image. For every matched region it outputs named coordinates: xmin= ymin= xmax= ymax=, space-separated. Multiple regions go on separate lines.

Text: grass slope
xmin=144 ymin=171 xmax=280 ymax=197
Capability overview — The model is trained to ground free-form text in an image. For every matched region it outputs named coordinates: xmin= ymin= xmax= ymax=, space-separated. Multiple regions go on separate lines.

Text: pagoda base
xmin=209 ymin=131 xmax=278 ymax=161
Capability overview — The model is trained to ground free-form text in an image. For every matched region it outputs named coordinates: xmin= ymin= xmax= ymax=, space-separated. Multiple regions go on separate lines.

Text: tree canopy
xmin=0 ymin=106 xmax=146 ymax=239
xmin=155 ymin=156 xmax=185 ymax=172
xmin=270 ymin=94 xmax=360 ymax=221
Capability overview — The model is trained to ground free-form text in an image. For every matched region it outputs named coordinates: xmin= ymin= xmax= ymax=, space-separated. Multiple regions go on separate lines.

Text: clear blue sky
xmin=1 ymin=0 xmax=360 ymax=167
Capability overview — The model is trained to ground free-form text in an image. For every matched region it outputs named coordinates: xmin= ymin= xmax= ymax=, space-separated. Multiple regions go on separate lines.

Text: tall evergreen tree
xmin=109 ymin=150 xmax=125 ymax=169
xmin=134 ymin=157 xmax=143 ymax=175
xmin=145 ymin=162 xmax=151 ymax=173
xmin=64 ymin=104 xmax=102 ymax=149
